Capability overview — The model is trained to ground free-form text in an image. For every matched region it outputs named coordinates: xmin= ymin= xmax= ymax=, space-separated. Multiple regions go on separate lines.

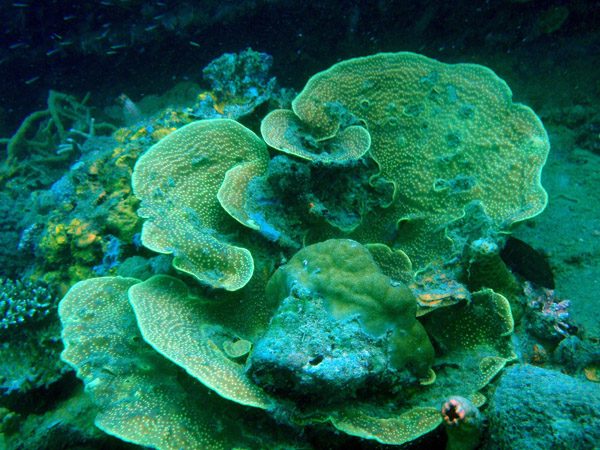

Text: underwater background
xmin=0 ymin=0 xmax=599 ymax=449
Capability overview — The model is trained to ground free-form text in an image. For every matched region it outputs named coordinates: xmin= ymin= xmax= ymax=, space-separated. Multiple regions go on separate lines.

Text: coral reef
xmin=484 ymin=364 xmax=600 ymax=450
xmin=59 ymin=243 xmax=518 ymax=448
xmin=40 ymin=51 xmax=554 ymax=449
xmin=131 ymin=118 xmax=269 ymax=290
xmin=60 ymin=276 xmax=302 ymax=449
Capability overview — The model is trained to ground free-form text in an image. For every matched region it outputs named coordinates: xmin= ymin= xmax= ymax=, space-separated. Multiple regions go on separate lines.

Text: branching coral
xmin=0 ymin=278 xmax=69 ymax=393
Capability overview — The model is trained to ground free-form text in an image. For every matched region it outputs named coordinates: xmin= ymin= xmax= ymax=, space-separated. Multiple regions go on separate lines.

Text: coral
xmin=59 ymin=276 xmax=302 ymax=450
xmin=0 ymin=278 xmax=54 ymax=332
xmin=365 ymin=242 xmax=413 ymax=282
xmin=264 ymin=239 xmax=434 ymax=376
xmin=523 ymin=281 xmax=575 ymax=342
xmin=59 ymin=277 xmax=246 ymax=449
xmin=329 ymin=406 xmax=442 ymax=445
xmin=203 ymin=48 xmax=274 ymax=97
xmin=0 ymin=321 xmax=70 ymax=394
xmin=38 ymin=218 xmax=102 ymax=268
xmin=0 ymin=90 xmax=104 ymax=188
xmin=423 ymin=289 xmax=516 ymax=393
xmin=441 ymin=396 xmax=483 ymax=450
xmin=484 ymin=365 xmax=600 ymax=450
xmin=466 ymin=237 xmax=524 ymax=320
xmin=50 ymin=51 xmax=552 ymax=449
xmin=92 ymin=235 xmax=123 ymax=275
xmin=261 ymin=108 xmax=371 ymax=163
xmin=245 ymin=153 xmax=392 ymax=248
xmin=128 ymin=275 xmax=273 ymax=409
xmin=553 ymin=335 xmax=600 ymax=375
xmin=115 ymin=255 xmax=155 ymax=280
xmin=261 ymin=52 xmax=549 ymax=268
xmin=409 ymin=259 xmax=471 ymax=316
xmin=0 ymin=385 xmax=126 ymax=450
xmin=57 ymin=244 xmax=520 ymax=448
xmin=0 ymin=279 xmax=69 ymax=393
xmin=131 ymin=119 xmax=269 ymax=290
xmin=189 ymin=48 xmax=277 ymax=120
xmin=247 ymin=279 xmax=395 ymax=404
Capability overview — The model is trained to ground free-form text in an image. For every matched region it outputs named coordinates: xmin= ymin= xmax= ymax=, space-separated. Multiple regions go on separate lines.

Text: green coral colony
xmin=59 ymin=52 xmax=548 ymax=448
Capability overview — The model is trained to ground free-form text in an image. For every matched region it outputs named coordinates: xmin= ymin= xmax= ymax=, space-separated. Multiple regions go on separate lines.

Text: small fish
xmin=46 ymin=48 xmax=60 ymax=56
xmin=145 ymin=24 xmax=159 ymax=31
xmin=102 ymin=22 xmax=111 ymax=28
xmin=96 ymin=29 xmax=109 ymax=39
xmin=105 ymin=50 xmax=117 ymax=55
xmin=63 ymin=14 xmax=75 ymax=20
xmin=25 ymin=76 xmax=40 ymax=84
xmin=110 ymin=44 xmax=126 ymax=49
xmin=189 ymin=41 xmax=200 ymax=47
xmin=12 ymin=3 xmax=29 ymax=7
xmin=9 ymin=42 xmax=25 ymax=49
xmin=52 ymin=32 xmax=62 ymax=39
xmin=58 ymin=40 xmax=72 ymax=46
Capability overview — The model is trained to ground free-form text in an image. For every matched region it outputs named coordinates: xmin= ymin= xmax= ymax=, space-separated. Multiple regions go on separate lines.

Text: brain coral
xmin=261 ymin=52 xmax=549 ymax=267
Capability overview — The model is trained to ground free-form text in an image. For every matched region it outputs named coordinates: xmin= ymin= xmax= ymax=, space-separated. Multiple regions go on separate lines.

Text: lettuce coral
xmin=132 ymin=118 xmax=269 ymax=291
xmin=56 ymin=51 xmax=550 ymax=449
xmin=262 ymin=52 xmax=549 ymax=268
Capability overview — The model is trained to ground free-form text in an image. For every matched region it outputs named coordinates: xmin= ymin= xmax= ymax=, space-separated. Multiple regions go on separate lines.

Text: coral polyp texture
xmin=262 ymin=52 xmax=549 ymax=267
xmin=59 ymin=277 xmax=215 ymax=449
xmin=128 ymin=275 xmax=273 ymax=409
xmin=56 ymin=242 xmax=520 ymax=448
xmin=131 ymin=118 xmax=269 ymax=291
xmin=59 ymin=276 xmax=277 ymax=450
xmin=260 ymin=108 xmax=372 ymax=163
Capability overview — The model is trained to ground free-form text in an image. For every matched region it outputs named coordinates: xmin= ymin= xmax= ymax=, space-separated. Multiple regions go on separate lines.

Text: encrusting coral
xmin=260 ymin=239 xmax=434 ymax=377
